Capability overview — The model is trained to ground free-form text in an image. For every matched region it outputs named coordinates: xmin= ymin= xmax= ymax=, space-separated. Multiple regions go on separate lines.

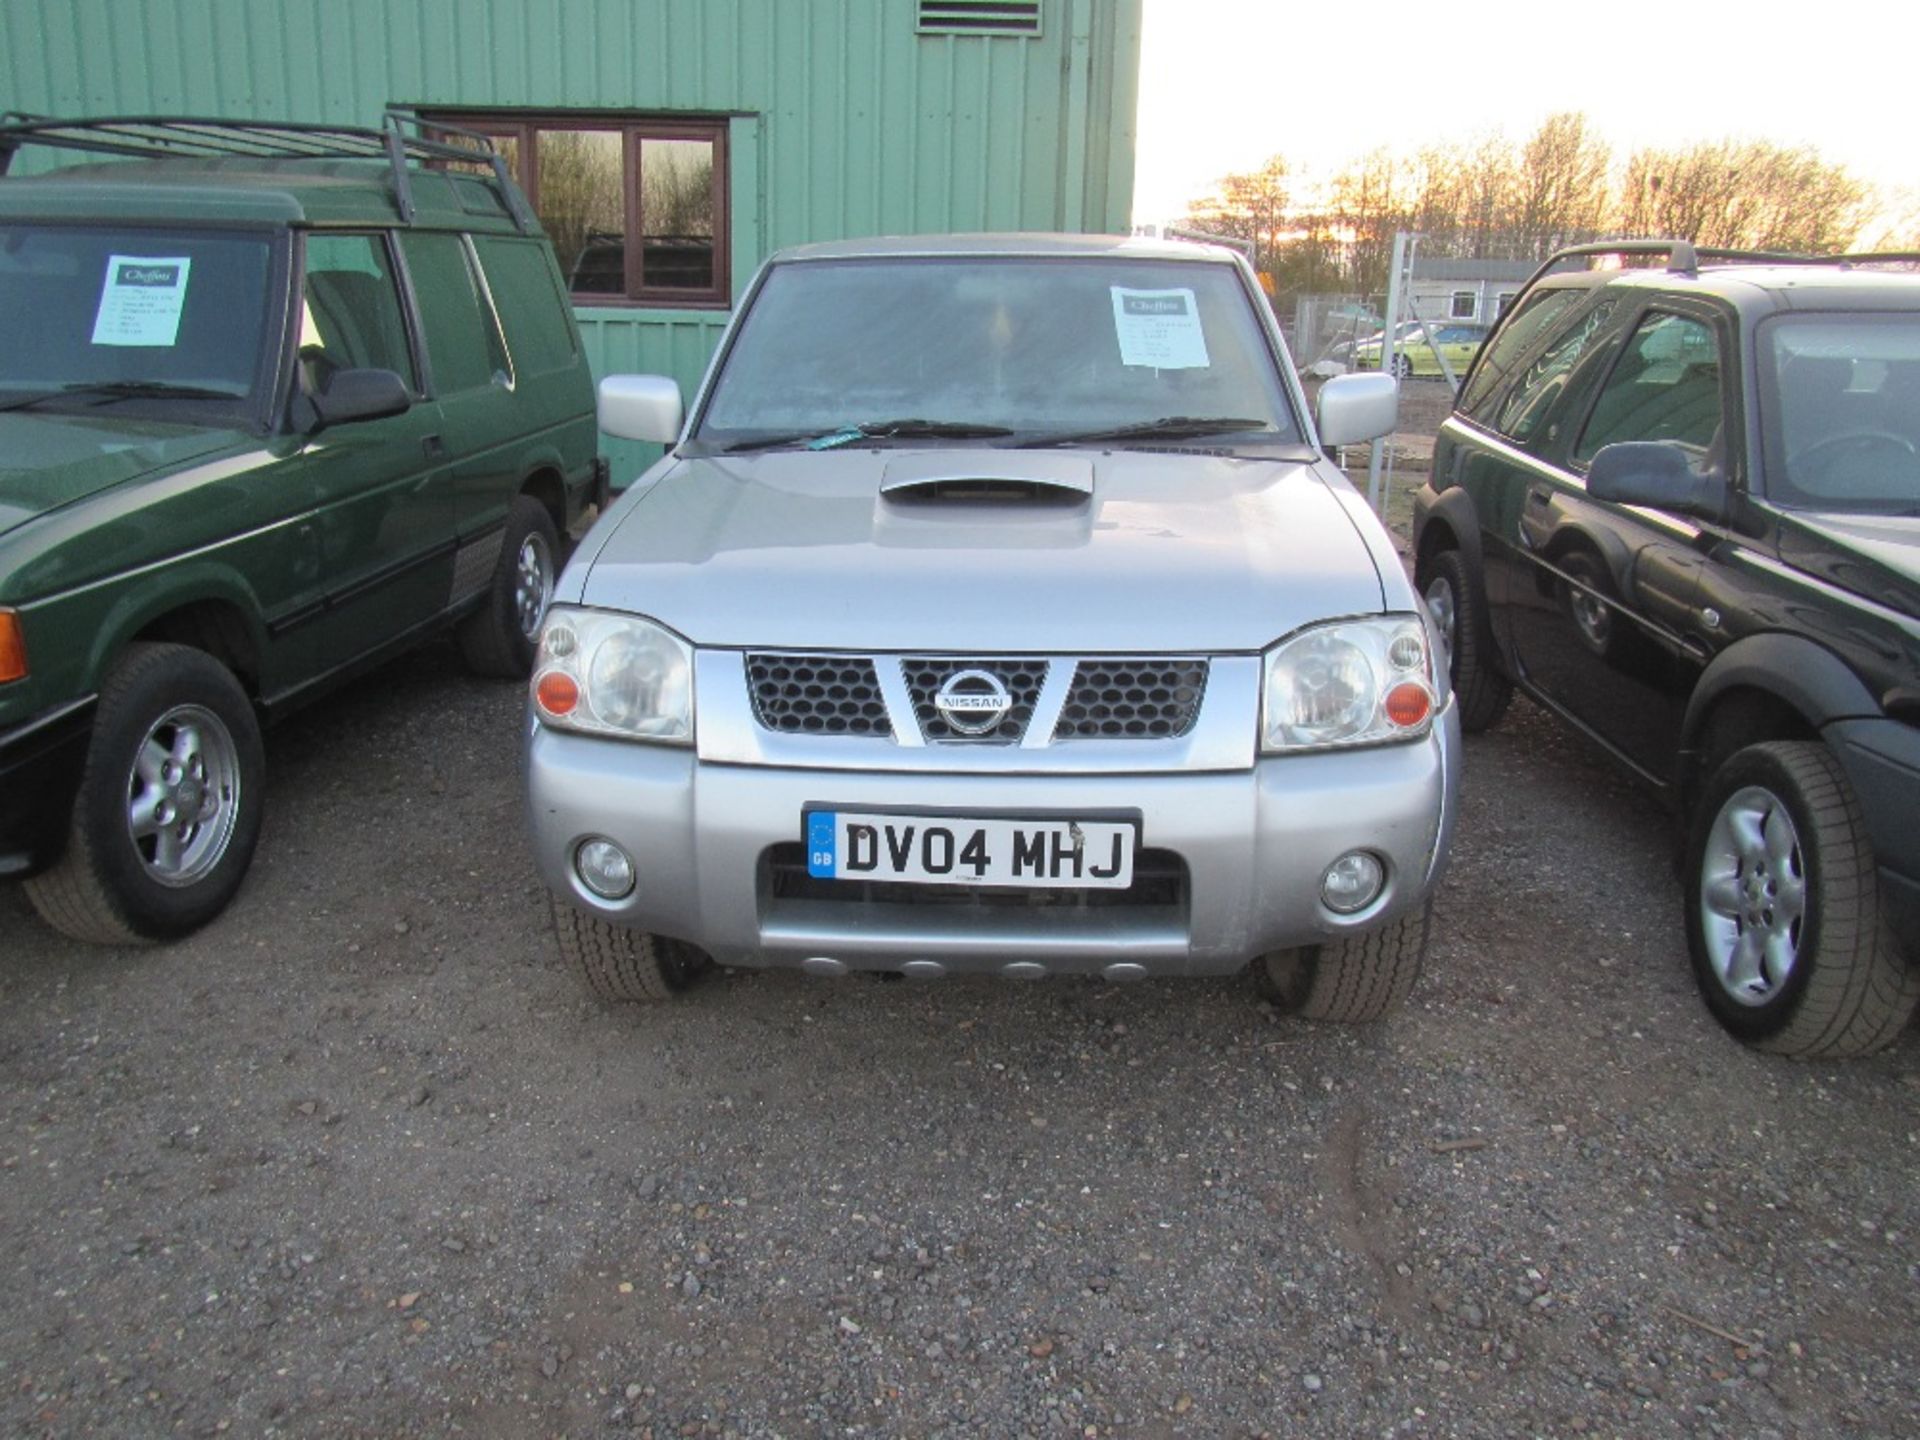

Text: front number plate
xmin=805 ymin=811 xmax=1136 ymax=888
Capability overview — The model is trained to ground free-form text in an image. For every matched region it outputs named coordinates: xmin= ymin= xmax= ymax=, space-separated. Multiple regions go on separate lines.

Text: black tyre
xmin=1258 ymin=903 xmax=1430 ymax=1023
xmin=1415 ymin=547 xmax=1511 ymax=732
xmin=1392 ymin=353 xmax=1414 ymax=381
xmin=458 ymin=494 xmax=559 ymax=677
xmin=25 ymin=643 xmax=264 ymax=945
xmin=550 ymin=894 xmax=709 ymax=1003
xmin=1684 ymin=741 xmax=1920 ymax=1057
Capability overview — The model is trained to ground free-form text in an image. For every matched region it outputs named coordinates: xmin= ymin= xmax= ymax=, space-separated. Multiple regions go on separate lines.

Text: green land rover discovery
xmin=0 ymin=114 xmax=603 ymax=944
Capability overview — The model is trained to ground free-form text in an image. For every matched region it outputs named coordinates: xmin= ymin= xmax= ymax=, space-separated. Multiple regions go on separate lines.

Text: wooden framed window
xmin=427 ymin=113 xmax=728 ymax=308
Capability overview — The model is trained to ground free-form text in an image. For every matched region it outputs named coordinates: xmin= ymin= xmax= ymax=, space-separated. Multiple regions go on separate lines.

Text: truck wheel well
xmin=1685 ymin=685 xmax=1817 ymax=811
xmin=1415 ymin=517 xmax=1458 ymax=570
xmin=133 ymin=602 xmax=259 ymax=695
xmin=521 ymin=467 xmax=567 ymax=537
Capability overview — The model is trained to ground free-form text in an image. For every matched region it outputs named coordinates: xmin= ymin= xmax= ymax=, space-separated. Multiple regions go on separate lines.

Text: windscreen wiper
xmin=0 ymin=381 xmax=240 ymax=413
xmin=1014 ymin=416 xmax=1271 ymax=449
xmin=58 ymin=380 xmax=240 ymax=403
xmin=724 ymin=419 xmax=1015 ymax=453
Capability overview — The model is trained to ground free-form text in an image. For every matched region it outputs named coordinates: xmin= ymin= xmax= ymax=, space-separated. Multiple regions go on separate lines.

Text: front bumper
xmin=526 ymin=702 xmax=1460 ymax=979
xmin=0 ymin=695 xmax=94 ymax=878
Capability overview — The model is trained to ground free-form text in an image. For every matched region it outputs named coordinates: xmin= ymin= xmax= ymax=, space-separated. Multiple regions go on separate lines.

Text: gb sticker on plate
xmin=806 ymin=811 xmax=838 ymax=879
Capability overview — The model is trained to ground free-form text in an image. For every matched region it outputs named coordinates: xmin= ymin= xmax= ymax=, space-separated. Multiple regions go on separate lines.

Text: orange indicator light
xmin=1384 ymin=681 xmax=1431 ymax=729
xmin=0 ymin=611 xmax=26 ymax=684
xmin=535 ymin=670 xmax=579 ymax=716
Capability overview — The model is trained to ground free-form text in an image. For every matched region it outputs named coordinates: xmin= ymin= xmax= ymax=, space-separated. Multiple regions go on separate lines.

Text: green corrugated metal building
xmin=4 ymin=0 xmax=1142 ymax=474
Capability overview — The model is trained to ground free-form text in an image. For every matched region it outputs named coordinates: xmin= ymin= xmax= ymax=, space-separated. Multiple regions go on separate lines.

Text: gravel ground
xmin=5 ymin=401 xmax=1918 ymax=1438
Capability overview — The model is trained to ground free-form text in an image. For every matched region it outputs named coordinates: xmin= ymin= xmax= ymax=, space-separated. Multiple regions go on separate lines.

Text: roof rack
xmin=1518 ymin=238 xmax=1920 ymax=296
xmin=0 ymin=109 xmax=537 ymax=233
xmin=1516 ymin=239 xmax=1700 ymax=294
xmin=1698 ymin=247 xmax=1920 ymax=269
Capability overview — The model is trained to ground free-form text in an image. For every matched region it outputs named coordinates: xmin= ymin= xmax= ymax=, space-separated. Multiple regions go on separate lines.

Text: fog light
xmin=1321 ymin=851 xmax=1385 ymax=914
xmin=575 ymin=838 xmax=635 ymax=899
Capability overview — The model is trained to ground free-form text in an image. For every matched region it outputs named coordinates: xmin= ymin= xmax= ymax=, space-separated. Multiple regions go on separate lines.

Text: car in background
xmin=527 ymin=234 xmax=1460 ymax=1020
xmin=1353 ymin=321 xmax=1490 ymax=380
xmin=1413 ymin=239 xmax=1920 ymax=1057
xmin=0 ymin=113 xmax=602 ymax=945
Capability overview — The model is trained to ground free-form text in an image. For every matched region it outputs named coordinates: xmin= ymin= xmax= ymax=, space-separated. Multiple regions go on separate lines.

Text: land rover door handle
xmin=422 ymin=433 xmax=447 ymax=459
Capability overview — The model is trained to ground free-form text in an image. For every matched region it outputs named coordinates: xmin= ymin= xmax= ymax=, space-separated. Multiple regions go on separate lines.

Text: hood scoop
xmin=879 ymin=450 xmax=1093 ymax=505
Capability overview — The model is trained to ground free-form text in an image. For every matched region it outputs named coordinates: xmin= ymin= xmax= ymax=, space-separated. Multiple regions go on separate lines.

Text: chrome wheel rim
xmin=1698 ymin=784 xmax=1807 ymax=1006
xmin=125 ymin=704 xmax=242 ymax=888
xmin=1423 ymin=573 xmax=1458 ymax=671
xmin=513 ymin=531 xmax=554 ymax=643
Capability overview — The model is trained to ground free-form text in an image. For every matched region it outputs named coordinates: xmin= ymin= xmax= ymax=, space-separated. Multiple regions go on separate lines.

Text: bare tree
xmin=1184 ymin=156 xmax=1291 ymax=273
xmin=1513 ymin=112 xmax=1611 ymax=258
xmin=1186 ymin=115 xmax=1882 ymax=313
xmin=1863 ymin=187 xmax=1920 ymax=250
xmin=1327 ymin=147 xmax=1413 ymax=295
xmin=1267 ymin=175 xmax=1341 ymax=300
xmin=1407 ymin=134 xmax=1519 ymax=259
xmin=1615 ymin=140 xmax=1866 ymax=252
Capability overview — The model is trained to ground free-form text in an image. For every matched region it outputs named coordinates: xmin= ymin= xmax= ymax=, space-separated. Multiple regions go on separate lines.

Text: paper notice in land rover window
xmin=92 ymin=255 xmax=192 ymax=347
xmin=806 ymin=811 xmax=1136 ymax=888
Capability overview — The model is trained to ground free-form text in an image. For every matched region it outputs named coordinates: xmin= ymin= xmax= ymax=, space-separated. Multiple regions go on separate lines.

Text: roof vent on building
xmin=917 ymin=2 xmax=1042 ymax=37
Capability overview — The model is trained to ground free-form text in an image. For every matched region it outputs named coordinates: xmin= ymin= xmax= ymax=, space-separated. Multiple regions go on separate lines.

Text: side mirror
xmin=310 ymin=368 xmax=412 ymax=432
xmin=599 ymin=374 xmax=684 ymax=444
xmin=1587 ymin=441 xmax=1731 ymax=525
xmin=1315 ymin=372 xmax=1399 ymax=447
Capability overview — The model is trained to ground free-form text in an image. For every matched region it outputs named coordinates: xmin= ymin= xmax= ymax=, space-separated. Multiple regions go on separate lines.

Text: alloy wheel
xmin=1697 ymin=783 xmax=1807 ymax=1005
xmin=514 ymin=531 xmax=555 ymax=643
xmin=1423 ymin=572 xmax=1458 ymax=670
xmin=125 ymin=703 xmax=243 ymax=888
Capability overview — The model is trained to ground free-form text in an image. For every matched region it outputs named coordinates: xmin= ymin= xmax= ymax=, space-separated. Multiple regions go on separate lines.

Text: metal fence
xmin=1289 ymin=292 xmax=1381 ymax=375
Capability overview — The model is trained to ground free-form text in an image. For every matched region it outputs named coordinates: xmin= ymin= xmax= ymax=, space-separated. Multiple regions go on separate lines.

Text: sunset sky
xmin=1132 ymin=0 xmax=1915 ymax=233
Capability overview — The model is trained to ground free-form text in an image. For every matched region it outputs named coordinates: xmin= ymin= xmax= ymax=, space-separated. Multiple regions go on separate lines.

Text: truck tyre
xmin=25 ymin=643 xmax=264 ymax=945
xmin=550 ymin=895 xmax=708 ymax=1003
xmin=1259 ymin=903 xmax=1430 ymax=1023
xmin=1685 ymin=740 xmax=1920 ymax=1057
xmin=459 ymin=494 xmax=559 ymax=677
xmin=1416 ymin=547 xmax=1510 ymax=732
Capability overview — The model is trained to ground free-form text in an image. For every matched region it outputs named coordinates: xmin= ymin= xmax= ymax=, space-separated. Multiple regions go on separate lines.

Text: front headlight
xmin=531 ymin=606 xmax=693 ymax=744
xmin=1262 ymin=616 xmax=1435 ymax=752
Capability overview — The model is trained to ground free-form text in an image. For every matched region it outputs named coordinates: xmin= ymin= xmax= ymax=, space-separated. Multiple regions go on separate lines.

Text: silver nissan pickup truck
xmin=525 ymin=234 xmax=1459 ymax=1022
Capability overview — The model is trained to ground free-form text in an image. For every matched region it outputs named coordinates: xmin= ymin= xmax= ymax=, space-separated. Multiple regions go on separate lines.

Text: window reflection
xmin=422 ymin=115 xmax=727 ymax=305
xmin=534 ymin=131 xmax=625 ymax=294
xmin=639 ymin=137 xmax=715 ymax=290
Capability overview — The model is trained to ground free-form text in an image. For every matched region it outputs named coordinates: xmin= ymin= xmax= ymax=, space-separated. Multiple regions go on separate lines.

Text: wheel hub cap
xmin=1698 ymin=784 xmax=1806 ymax=1006
xmin=126 ymin=704 xmax=242 ymax=888
xmin=1423 ymin=575 xmax=1457 ymax=666
xmin=514 ymin=533 xmax=553 ymax=642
